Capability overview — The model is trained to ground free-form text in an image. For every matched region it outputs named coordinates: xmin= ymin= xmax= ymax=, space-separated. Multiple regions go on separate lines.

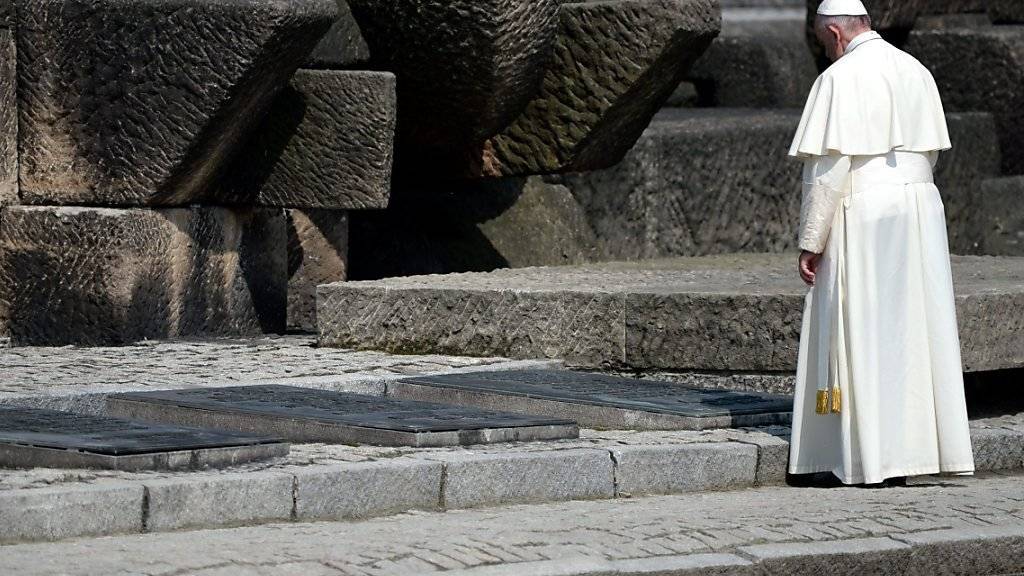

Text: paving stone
xmin=989 ymin=0 xmax=1024 ymax=23
xmin=144 ymin=472 xmax=294 ymax=532
xmin=394 ymin=370 xmax=793 ymax=430
xmin=906 ymin=27 xmax=1024 ymax=176
xmin=108 ymin=385 xmax=579 ymax=447
xmin=893 ymin=525 xmax=1024 ymax=576
xmin=306 ymin=0 xmax=370 ymax=68
xmin=478 ymin=0 xmax=721 ymax=177
xmin=219 ymin=70 xmax=395 ymax=210
xmin=433 ymin=449 xmax=615 ymax=509
xmin=294 ymin=459 xmax=442 ymax=520
xmin=687 ymin=9 xmax=817 ymax=108
xmin=968 ymin=426 xmax=1024 ymax=471
xmin=978 ymin=177 xmax=1024 ymax=257
xmin=0 ymin=407 xmax=287 ymax=471
xmin=0 ymin=206 xmax=287 ymax=345
xmin=16 ymin=0 xmax=335 ymax=206
xmin=558 ymin=109 xmax=999 ymax=260
xmin=318 ymin=253 xmax=1024 ymax=373
xmin=0 ymin=28 xmax=14 ymax=206
xmin=348 ymin=0 xmax=561 ymax=176
xmin=287 ymin=209 xmax=348 ymax=332
xmin=721 ymin=429 xmax=790 ymax=485
xmin=738 ymin=537 xmax=913 ymax=575
xmin=611 ymin=443 xmax=757 ymax=496
xmin=0 ymin=484 xmax=143 ymax=544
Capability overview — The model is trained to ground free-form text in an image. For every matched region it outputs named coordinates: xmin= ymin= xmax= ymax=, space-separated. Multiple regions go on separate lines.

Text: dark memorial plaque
xmin=0 ymin=407 xmax=288 ymax=471
xmin=108 ymin=386 xmax=579 ymax=447
xmin=393 ymin=370 xmax=794 ymax=430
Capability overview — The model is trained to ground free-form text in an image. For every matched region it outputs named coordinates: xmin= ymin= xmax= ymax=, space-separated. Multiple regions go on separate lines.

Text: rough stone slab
xmin=0 ymin=206 xmax=287 ymax=346
xmin=317 ymin=253 xmax=1024 ymax=372
xmin=979 ymin=178 xmax=1024 ymax=257
xmin=893 ymin=525 xmax=1024 ymax=576
xmin=738 ymin=537 xmax=913 ymax=575
xmin=219 ymin=70 xmax=395 ymax=210
xmin=968 ymin=427 xmax=1024 ymax=471
xmin=0 ymin=407 xmax=286 ymax=471
xmin=295 ymin=459 xmax=442 ymax=520
xmin=394 ymin=370 xmax=793 ymax=431
xmin=906 ymin=28 xmax=1024 ymax=176
xmin=0 ymin=28 xmax=15 ymax=206
xmin=687 ymin=9 xmax=817 ymax=108
xmin=725 ymin=430 xmax=790 ymax=485
xmin=108 ymin=385 xmax=579 ymax=447
xmin=478 ymin=0 xmax=721 ymax=177
xmin=306 ymin=0 xmax=370 ymax=68
xmin=431 ymin=449 xmax=615 ymax=509
xmin=611 ymin=443 xmax=758 ymax=496
xmin=440 ymin=554 xmax=755 ymax=576
xmin=287 ymin=209 xmax=348 ymax=332
xmin=17 ymin=0 xmax=336 ymax=206
xmin=559 ymin=109 xmax=999 ymax=259
xmin=348 ymin=176 xmax=600 ymax=280
xmin=0 ymin=484 xmax=144 ymax=544
xmin=989 ymin=0 xmax=1024 ymax=23
xmin=348 ymin=0 xmax=561 ymax=176
xmin=144 ymin=472 xmax=294 ymax=532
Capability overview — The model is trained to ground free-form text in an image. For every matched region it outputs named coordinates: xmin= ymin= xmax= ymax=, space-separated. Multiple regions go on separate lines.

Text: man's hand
xmin=799 ymin=250 xmax=821 ymax=286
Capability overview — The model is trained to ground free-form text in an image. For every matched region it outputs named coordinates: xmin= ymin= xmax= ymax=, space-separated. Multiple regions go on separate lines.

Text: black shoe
xmin=786 ymin=472 xmax=845 ymax=488
xmin=862 ymin=476 xmax=907 ymax=489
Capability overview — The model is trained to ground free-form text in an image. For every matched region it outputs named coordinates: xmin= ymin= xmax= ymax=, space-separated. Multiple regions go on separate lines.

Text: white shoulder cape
xmin=788 ymin=36 xmax=952 ymax=158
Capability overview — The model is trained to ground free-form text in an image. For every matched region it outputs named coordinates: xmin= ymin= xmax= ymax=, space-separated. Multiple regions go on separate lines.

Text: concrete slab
xmin=318 ymin=253 xmax=1024 ymax=373
xmin=108 ymin=385 xmax=579 ymax=447
xmin=393 ymin=370 xmax=792 ymax=430
xmin=0 ymin=407 xmax=287 ymax=471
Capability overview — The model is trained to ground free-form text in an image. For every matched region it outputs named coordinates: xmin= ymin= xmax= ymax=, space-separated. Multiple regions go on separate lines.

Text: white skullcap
xmin=816 ymin=0 xmax=869 ymax=16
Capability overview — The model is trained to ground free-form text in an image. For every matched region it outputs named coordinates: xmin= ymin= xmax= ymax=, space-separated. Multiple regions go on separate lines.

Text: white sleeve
xmin=798 ymin=153 xmax=851 ymax=254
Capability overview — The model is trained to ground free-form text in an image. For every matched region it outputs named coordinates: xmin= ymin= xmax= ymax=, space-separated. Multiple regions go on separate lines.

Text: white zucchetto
xmin=816 ymin=0 xmax=869 ymax=16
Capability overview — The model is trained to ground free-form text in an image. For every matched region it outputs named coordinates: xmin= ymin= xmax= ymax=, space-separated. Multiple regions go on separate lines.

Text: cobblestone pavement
xmin=0 ymin=336 xmax=552 ymax=400
xmin=2 ymin=471 xmax=1023 ymax=575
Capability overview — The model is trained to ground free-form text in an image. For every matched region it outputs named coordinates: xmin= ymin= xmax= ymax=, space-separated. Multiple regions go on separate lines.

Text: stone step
xmin=107 ymin=385 xmax=579 ymax=447
xmin=393 ymin=369 xmax=793 ymax=430
xmin=317 ymin=252 xmax=1024 ymax=373
xmin=0 ymin=413 xmax=1021 ymax=545
xmin=0 ymin=407 xmax=287 ymax=471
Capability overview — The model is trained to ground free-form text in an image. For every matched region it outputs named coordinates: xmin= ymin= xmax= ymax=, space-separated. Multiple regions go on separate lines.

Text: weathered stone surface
xmin=559 ymin=109 xmax=998 ymax=260
xmin=0 ymin=29 xmax=15 ymax=206
xmin=611 ymin=443 xmax=758 ymax=496
xmin=687 ymin=9 xmax=818 ymax=108
xmin=294 ymin=459 xmax=442 ymax=520
xmin=923 ymin=0 xmax=987 ymax=14
xmin=306 ymin=0 xmax=370 ymax=68
xmin=988 ymin=0 xmax=1024 ymax=23
xmin=0 ymin=484 xmax=144 ymax=544
xmin=349 ymin=177 xmax=599 ymax=280
xmin=288 ymin=209 xmax=348 ymax=332
xmin=429 ymin=449 xmax=615 ymax=509
xmin=17 ymin=0 xmax=336 ymax=206
xmin=219 ymin=70 xmax=395 ymax=210
xmin=739 ymin=537 xmax=913 ymax=576
xmin=144 ymin=472 xmax=294 ymax=532
xmin=478 ymin=0 xmax=721 ymax=177
xmin=906 ymin=27 xmax=1024 ymax=175
xmin=317 ymin=253 xmax=1024 ymax=372
xmin=348 ymin=0 xmax=561 ymax=175
xmin=0 ymin=206 xmax=286 ymax=345
xmin=978 ymin=178 xmax=1024 ymax=257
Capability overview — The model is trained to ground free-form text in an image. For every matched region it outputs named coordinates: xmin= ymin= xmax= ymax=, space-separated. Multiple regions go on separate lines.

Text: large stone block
xmin=348 ymin=0 xmax=561 ymax=175
xmin=611 ymin=443 xmax=758 ymax=496
xmin=479 ymin=0 xmax=721 ymax=177
xmin=349 ymin=176 xmax=599 ymax=280
xmin=17 ymin=0 xmax=336 ymax=206
xmin=294 ymin=460 xmax=442 ymax=520
xmin=219 ymin=70 xmax=395 ymax=210
xmin=906 ymin=28 xmax=1024 ymax=175
xmin=0 ymin=206 xmax=286 ymax=345
xmin=287 ymin=209 xmax=348 ymax=332
xmin=687 ymin=9 xmax=819 ymax=108
xmin=978 ymin=178 xmax=1024 ymax=256
xmin=559 ymin=109 xmax=999 ymax=260
xmin=0 ymin=29 xmax=14 ymax=207
xmin=0 ymin=484 xmax=143 ymax=544
xmin=306 ymin=0 xmax=371 ymax=68
xmin=144 ymin=472 xmax=294 ymax=532
xmin=989 ymin=0 xmax=1024 ymax=24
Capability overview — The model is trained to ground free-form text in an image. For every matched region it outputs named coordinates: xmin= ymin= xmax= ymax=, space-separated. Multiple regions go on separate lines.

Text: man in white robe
xmin=787 ymin=0 xmax=976 ymax=487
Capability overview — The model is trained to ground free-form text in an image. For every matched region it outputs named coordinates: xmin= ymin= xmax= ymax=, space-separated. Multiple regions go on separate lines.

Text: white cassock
xmin=786 ymin=30 xmax=976 ymax=484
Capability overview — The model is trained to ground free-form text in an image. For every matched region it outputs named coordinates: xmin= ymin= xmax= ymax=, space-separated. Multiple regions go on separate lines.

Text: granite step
xmin=317 ymin=252 xmax=1024 ymax=373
